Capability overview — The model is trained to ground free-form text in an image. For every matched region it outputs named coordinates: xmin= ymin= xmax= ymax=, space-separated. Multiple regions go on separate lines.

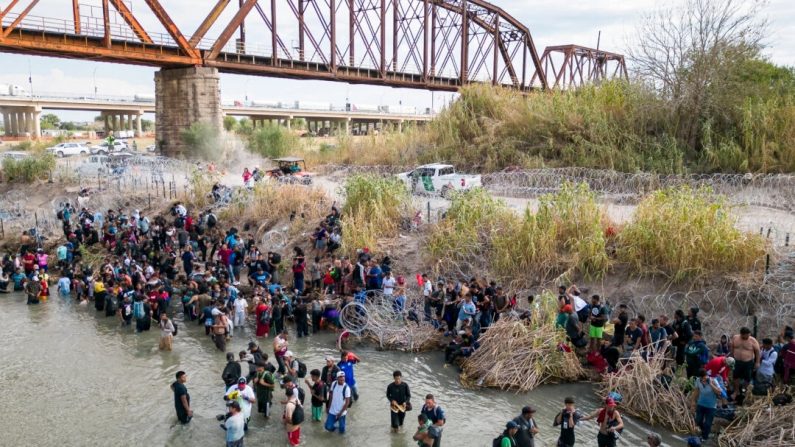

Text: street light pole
xmin=93 ymin=67 xmax=98 ymax=98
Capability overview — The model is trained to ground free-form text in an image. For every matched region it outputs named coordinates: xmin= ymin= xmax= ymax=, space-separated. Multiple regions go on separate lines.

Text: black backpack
xmin=493 ymin=434 xmax=514 ymax=447
xmin=291 ymin=402 xmax=304 ymax=425
xmin=207 ymin=214 xmax=217 ymax=228
xmin=172 ymin=322 xmax=178 ymax=336
xmin=296 ymin=360 xmax=308 ymax=379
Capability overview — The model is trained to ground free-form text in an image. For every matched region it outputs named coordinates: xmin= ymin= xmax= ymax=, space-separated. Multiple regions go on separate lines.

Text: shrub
xmin=1 ymin=152 xmax=56 ymax=183
xmin=247 ymin=124 xmax=298 ymax=159
xmin=340 ymin=174 xmax=410 ymax=252
xmin=618 ymin=186 xmax=767 ymax=281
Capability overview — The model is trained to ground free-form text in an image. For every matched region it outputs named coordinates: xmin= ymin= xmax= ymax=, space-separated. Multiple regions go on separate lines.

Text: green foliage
xmin=180 ymin=122 xmax=220 ymax=160
xmin=223 ymin=116 xmax=238 ymax=132
xmin=39 ymin=113 xmax=60 ymax=130
xmin=246 ymin=124 xmax=298 ymax=159
xmin=1 ymin=152 xmax=56 ymax=183
xmin=340 ymin=174 xmax=410 ymax=252
xmin=618 ymin=186 xmax=766 ymax=282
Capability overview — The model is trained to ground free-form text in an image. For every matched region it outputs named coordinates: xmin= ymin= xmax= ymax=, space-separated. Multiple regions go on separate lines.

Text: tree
xmin=627 ymin=0 xmax=768 ymax=148
xmin=141 ymin=119 xmax=154 ymax=132
xmin=40 ymin=113 xmax=61 ymax=130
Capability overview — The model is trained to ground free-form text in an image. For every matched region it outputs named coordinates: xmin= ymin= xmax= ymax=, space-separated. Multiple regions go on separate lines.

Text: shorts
xmin=287 ymin=427 xmax=300 ymax=446
xmin=589 ymin=325 xmax=604 ymax=339
xmin=733 ymin=359 xmax=754 ymax=381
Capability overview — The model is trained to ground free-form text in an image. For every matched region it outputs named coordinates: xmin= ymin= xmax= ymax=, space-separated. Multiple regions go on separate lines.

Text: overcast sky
xmin=0 ymin=0 xmax=792 ymax=121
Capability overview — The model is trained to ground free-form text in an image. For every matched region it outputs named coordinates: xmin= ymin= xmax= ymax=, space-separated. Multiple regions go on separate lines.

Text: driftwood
xmin=460 ymin=319 xmax=584 ymax=392
xmin=718 ymin=389 xmax=795 ymax=447
xmin=600 ymin=343 xmax=697 ymax=434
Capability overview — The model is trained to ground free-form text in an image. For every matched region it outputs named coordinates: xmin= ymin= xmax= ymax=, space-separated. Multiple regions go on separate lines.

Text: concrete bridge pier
xmin=155 ymin=66 xmax=223 ymax=158
xmin=1 ymin=106 xmax=41 ymax=138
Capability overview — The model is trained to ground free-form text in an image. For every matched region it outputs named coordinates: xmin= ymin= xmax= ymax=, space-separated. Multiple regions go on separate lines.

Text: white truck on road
xmin=397 ymin=163 xmax=482 ymax=197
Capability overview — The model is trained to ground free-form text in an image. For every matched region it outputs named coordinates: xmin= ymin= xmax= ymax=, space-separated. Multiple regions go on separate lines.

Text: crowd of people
xmin=553 ymin=284 xmax=795 ymax=444
xmin=3 ymin=167 xmax=792 ymax=447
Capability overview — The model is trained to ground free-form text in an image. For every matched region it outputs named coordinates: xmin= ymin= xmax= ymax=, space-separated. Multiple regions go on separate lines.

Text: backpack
xmin=258 ymin=309 xmax=271 ymax=325
xmin=271 ymin=253 xmax=282 ymax=264
xmin=296 ymin=360 xmax=308 ymax=379
xmin=207 ymin=214 xmax=217 ymax=227
xmin=172 ymin=322 xmax=178 ymax=336
xmin=133 ymin=300 xmax=145 ymax=319
xmin=290 ymin=402 xmax=305 ymax=425
xmin=492 ymin=434 xmax=513 ymax=447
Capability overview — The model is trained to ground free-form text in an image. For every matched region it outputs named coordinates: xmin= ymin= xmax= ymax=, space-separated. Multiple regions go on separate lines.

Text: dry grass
xmin=460 ymin=292 xmax=584 ymax=391
xmin=219 ymin=180 xmax=330 ymax=227
xmin=339 ymin=174 xmax=411 ymax=253
xmin=618 ymin=186 xmax=767 ymax=282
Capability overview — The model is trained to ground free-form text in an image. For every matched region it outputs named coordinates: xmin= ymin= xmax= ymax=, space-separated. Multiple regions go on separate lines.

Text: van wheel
xmin=56 ymin=151 xmax=64 ymax=157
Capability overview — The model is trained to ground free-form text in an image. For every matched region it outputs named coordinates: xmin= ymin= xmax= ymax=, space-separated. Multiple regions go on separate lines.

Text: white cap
xmin=284 ymin=350 xmax=294 ymax=358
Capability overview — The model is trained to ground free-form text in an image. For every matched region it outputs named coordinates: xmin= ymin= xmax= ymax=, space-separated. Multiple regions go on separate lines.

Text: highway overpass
xmin=0 ymin=93 xmax=435 ymax=138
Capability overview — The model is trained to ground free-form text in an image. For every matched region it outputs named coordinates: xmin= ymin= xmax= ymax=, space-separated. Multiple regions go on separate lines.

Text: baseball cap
xmin=562 ymin=304 xmax=573 ymax=313
xmin=506 ymin=421 xmax=519 ymax=429
xmin=605 ymin=398 xmax=617 ymax=407
xmin=325 ymin=355 xmax=335 ymax=361
xmin=238 ymin=377 xmax=247 ymax=384
xmin=284 ymin=350 xmax=294 ymax=358
xmin=521 ymin=405 xmax=536 ymax=414
xmin=725 ymin=357 xmax=736 ymax=368
xmin=336 ymin=371 xmax=346 ymax=378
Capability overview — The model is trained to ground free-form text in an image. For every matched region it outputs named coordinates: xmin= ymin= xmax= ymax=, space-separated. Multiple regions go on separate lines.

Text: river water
xmin=0 ymin=292 xmax=680 ymax=446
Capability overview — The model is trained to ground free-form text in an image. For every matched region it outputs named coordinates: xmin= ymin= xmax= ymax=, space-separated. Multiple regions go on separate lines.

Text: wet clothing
xmin=172 ymin=381 xmax=191 ymax=423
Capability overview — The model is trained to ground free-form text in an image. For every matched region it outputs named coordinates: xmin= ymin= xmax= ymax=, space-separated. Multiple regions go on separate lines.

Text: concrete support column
xmin=155 ymin=66 xmax=223 ymax=158
xmin=104 ymin=114 xmax=110 ymax=134
xmin=397 ymin=120 xmax=403 ymax=133
xmin=32 ymin=110 xmax=41 ymax=139
xmin=11 ymin=112 xmax=20 ymax=136
xmin=135 ymin=113 xmax=143 ymax=137
xmin=112 ymin=114 xmax=120 ymax=131
xmin=119 ymin=114 xmax=126 ymax=132
xmin=2 ymin=111 xmax=10 ymax=136
xmin=344 ymin=118 xmax=350 ymax=135
xmin=286 ymin=116 xmax=292 ymax=130
xmin=19 ymin=112 xmax=28 ymax=136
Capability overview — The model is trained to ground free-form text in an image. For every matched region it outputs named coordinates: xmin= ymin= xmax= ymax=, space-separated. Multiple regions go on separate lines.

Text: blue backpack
xmin=133 ymin=300 xmax=145 ymax=319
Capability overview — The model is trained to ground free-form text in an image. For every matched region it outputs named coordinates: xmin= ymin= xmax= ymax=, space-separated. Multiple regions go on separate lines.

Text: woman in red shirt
xmin=255 ymin=298 xmax=271 ymax=338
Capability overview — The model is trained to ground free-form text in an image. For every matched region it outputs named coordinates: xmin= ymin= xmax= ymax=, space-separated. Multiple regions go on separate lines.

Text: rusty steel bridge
xmin=0 ymin=0 xmax=626 ymax=91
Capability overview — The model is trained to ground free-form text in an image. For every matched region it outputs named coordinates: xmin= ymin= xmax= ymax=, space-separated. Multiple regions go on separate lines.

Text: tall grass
xmin=300 ymin=130 xmax=424 ymax=167
xmin=1 ymin=152 xmax=56 ymax=183
xmin=429 ymin=183 xmax=610 ymax=285
xmin=422 ymin=82 xmax=686 ymax=173
xmin=618 ymin=186 xmax=767 ymax=281
xmin=340 ymin=174 xmax=410 ymax=252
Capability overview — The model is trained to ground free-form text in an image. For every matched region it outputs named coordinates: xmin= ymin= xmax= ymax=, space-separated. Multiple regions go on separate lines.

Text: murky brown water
xmin=0 ymin=292 xmax=681 ymax=446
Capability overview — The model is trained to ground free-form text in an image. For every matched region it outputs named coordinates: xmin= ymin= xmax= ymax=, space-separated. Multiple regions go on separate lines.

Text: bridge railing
xmin=2 ymin=13 xmax=180 ymax=50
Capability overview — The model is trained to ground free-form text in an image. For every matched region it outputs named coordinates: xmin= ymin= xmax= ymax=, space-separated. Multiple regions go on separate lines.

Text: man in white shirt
xmin=225 ymin=377 xmax=257 ymax=426
xmin=324 ymin=371 xmax=351 ymax=434
xmin=382 ymin=271 xmax=397 ymax=297
xmin=233 ymin=295 xmax=248 ymax=327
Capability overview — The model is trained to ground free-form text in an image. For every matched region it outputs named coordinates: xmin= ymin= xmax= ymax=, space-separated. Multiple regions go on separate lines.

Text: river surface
xmin=0 ymin=292 xmax=681 ymax=446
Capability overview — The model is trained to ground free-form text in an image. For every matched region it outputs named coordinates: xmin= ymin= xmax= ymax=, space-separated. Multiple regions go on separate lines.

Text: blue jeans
xmin=325 ymin=412 xmax=346 ymax=433
xmin=695 ymin=405 xmax=716 ymax=440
